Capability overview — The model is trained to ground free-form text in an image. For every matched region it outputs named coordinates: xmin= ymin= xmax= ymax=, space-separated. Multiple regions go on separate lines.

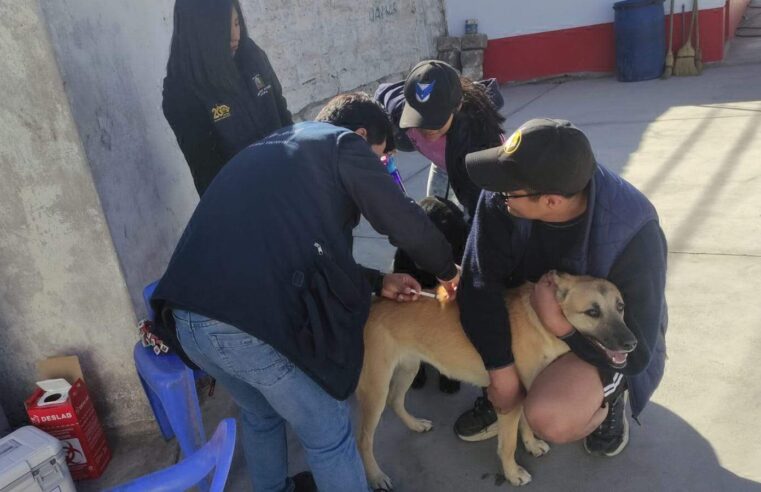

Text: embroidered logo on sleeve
xmin=211 ymin=104 xmax=231 ymax=122
xmin=253 ymin=74 xmax=267 ymax=91
xmin=253 ymin=74 xmax=272 ymax=97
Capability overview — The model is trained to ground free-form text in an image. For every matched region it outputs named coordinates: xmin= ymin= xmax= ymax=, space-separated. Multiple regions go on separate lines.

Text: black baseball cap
xmin=465 ymin=118 xmax=596 ymax=195
xmin=400 ymin=60 xmax=462 ymax=130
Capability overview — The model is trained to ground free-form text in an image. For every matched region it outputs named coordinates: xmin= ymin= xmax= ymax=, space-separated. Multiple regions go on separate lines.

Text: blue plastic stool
xmin=105 ymin=418 xmax=236 ymax=492
xmin=134 ymin=343 xmax=205 ymax=454
xmin=135 ymin=282 xmax=206 ymax=457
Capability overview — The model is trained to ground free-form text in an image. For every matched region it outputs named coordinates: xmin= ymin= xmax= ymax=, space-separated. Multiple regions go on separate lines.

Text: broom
xmin=663 ymin=0 xmax=675 ymax=78
xmin=694 ymin=0 xmax=704 ymax=73
xmin=674 ymin=1 xmax=699 ymax=76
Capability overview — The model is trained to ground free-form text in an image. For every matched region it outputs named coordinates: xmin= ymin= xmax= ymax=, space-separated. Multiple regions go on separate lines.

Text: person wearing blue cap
xmin=375 ymin=60 xmax=505 ymax=219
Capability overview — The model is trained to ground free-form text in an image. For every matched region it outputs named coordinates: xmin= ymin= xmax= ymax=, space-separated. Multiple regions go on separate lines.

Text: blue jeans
xmin=173 ymin=310 xmax=369 ymax=492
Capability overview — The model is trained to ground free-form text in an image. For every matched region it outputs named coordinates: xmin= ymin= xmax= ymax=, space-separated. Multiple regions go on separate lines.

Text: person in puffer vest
xmin=453 ymin=118 xmax=668 ymax=459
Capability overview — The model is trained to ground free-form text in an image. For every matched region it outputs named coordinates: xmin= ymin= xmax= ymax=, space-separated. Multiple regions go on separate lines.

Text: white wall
xmin=0 ymin=0 xmax=149 ymax=429
xmin=242 ymin=0 xmax=448 ymax=113
xmin=445 ymin=0 xmax=723 ymax=38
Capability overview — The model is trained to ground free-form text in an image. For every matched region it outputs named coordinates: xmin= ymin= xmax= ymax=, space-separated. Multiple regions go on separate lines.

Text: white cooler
xmin=0 ymin=426 xmax=76 ymax=492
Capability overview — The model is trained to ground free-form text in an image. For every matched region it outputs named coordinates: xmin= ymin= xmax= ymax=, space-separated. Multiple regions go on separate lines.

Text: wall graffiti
xmin=369 ymin=1 xmax=398 ymax=22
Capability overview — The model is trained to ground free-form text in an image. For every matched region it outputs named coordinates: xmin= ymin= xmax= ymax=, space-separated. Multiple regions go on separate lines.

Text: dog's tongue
xmin=605 ymin=348 xmax=628 ymax=366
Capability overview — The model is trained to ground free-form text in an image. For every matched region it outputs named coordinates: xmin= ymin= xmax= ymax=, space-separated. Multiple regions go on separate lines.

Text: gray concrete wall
xmin=247 ymin=0 xmax=448 ymax=117
xmin=0 ymin=0 xmax=149 ymax=428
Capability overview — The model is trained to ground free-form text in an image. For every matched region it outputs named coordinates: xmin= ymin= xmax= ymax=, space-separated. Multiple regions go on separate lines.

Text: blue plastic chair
xmin=134 ymin=282 xmax=206 ymax=458
xmin=105 ymin=418 xmax=236 ymax=492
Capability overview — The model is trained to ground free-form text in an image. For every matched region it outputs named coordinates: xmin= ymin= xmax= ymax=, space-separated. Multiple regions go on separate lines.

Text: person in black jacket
xmin=151 ymin=93 xmax=460 ymax=492
xmin=375 ymin=60 xmax=505 ymax=219
xmin=163 ymin=0 xmax=292 ymax=195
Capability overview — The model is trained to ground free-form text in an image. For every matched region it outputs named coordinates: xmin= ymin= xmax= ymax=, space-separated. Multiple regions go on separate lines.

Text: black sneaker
xmin=454 ymin=396 xmax=498 ymax=442
xmin=292 ymin=471 xmax=317 ymax=492
xmin=584 ymin=391 xmax=629 ymax=457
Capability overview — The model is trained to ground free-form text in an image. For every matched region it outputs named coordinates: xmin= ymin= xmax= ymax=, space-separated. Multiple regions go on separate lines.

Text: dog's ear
xmin=550 ymin=270 xmax=571 ymax=302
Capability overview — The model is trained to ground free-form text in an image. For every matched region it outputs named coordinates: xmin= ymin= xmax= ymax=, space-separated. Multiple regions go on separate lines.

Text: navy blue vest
xmin=512 ymin=166 xmax=667 ymax=417
xmin=152 ymin=123 xmax=374 ymax=400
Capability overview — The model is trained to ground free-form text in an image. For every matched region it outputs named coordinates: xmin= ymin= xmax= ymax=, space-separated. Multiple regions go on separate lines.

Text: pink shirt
xmin=406 ymin=128 xmax=448 ymax=170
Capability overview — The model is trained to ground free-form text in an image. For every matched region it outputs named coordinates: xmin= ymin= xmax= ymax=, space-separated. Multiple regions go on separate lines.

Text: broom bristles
xmin=673 ymin=45 xmax=698 ymax=76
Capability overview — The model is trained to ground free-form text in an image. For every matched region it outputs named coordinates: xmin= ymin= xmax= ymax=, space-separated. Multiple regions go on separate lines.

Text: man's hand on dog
xmin=437 ymin=265 xmax=461 ymax=301
xmin=487 ymin=365 xmax=524 ymax=413
xmin=381 ymin=273 xmax=423 ymax=302
xmin=531 ymin=272 xmax=574 ymax=338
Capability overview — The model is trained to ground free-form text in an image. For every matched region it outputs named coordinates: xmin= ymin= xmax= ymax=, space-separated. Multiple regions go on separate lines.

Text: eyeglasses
xmin=499 ymin=191 xmax=543 ymax=200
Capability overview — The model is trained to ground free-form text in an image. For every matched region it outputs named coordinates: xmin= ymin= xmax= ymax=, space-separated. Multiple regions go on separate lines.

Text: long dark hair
xmin=458 ymin=76 xmax=506 ymax=139
xmin=166 ymin=0 xmax=247 ymax=94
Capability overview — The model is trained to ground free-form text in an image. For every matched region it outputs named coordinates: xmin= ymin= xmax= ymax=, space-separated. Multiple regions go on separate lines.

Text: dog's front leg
xmin=519 ymin=410 xmax=550 ymax=458
xmin=496 ymin=406 xmax=532 ymax=486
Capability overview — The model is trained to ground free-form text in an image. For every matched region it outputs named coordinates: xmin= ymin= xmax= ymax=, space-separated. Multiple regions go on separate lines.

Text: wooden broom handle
xmin=694 ymin=0 xmax=700 ymax=47
xmin=688 ymin=0 xmax=697 ymax=43
xmin=668 ymin=0 xmax=675 ymax=52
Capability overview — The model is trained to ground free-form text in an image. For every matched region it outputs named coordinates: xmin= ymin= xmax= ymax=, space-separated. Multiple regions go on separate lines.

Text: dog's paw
xmin=524 ymin=438 xmax=550 ymax=457
xmin=505 ymin=465 xmax=532 ymax=487
xmin=369 ymin=471 xmax=394 ymax=491
xmin=409 ymin=417 xmax=433 ymax=433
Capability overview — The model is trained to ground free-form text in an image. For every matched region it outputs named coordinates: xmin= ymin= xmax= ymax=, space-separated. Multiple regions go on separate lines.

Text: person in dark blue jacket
xmin=454 ymin=118 xmax=668 ymax=459
xmin=151 ymin=93 xmax=459 ymax=491
xmin=163 ymin=0 xmax=292 ymax=196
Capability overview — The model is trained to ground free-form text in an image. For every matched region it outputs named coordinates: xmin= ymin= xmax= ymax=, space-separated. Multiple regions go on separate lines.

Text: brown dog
xmin=357 ymin=272 xmax=636 ymax=489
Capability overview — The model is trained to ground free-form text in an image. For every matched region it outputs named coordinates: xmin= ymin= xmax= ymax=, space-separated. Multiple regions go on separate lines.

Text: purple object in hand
xmin=381 ymin=155 xmax=407 ymax=194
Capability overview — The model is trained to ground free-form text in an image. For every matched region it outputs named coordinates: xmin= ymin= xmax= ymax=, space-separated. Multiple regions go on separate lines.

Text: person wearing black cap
xmin=454 ymin=118 xmax=668 ymax=459
xmin=374 ymin=60 xmax=505 ymax=218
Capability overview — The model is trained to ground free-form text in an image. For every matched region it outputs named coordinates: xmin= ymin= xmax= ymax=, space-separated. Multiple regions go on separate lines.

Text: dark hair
xmin=458 ymin=76 xmax=506 ymax=136
xmin=315 ymin=92 xmax=396 ymax=153
xmin=166 ymin=0 xmax=247 ymax=94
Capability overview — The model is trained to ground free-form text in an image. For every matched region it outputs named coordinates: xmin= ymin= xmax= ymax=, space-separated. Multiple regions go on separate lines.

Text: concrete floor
xmin=81 ymin=33 xmax=761 ymax=492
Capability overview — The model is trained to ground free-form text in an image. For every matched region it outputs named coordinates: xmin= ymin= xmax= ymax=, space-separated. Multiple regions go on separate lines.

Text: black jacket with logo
xmin=162 ymin=37 xmax=292 ymax=195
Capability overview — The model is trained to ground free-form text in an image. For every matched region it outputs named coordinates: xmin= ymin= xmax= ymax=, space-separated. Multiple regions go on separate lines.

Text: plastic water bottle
xmin=381 ymin=155 xmax=406 ymax=194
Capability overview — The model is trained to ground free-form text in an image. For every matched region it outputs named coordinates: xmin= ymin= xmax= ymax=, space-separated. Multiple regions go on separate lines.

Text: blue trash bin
xmin=613 ymin=0 xmax=666 ymax=82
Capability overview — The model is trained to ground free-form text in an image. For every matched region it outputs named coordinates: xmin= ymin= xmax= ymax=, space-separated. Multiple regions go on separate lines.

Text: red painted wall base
xmin=484 ymin=7 xmax=726 ymax=83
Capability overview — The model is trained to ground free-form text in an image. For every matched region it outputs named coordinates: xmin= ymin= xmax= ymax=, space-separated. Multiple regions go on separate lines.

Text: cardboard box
xmin=24 ymin=356 xmax=111 ymax=481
